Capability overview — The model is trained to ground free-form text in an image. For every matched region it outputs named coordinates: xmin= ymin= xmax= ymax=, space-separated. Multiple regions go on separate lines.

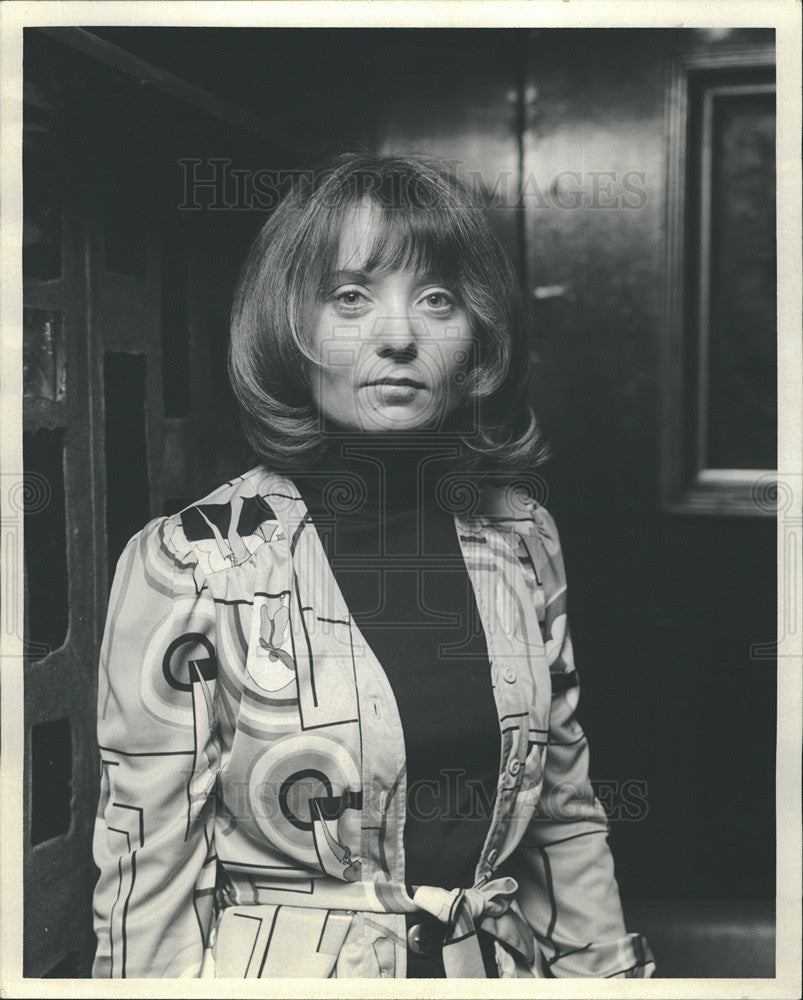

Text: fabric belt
xmin=402 ymin=878 xmax=534 ymax=976
xmin=216 ymin=875 xmax=535 ymax=978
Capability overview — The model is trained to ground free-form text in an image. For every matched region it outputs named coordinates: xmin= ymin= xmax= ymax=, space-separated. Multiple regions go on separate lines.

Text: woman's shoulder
xmin=474 ymin=487 xmax=567 ymax=602
xmin=135 ymin=465 xmax=299 ymax=577
xmin=476 ymin=482 xmax=560 ymax=544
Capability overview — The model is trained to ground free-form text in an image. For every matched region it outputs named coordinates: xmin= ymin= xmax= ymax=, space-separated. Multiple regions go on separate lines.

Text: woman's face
xmin=307 ymin=201 xmax=474 ymax=432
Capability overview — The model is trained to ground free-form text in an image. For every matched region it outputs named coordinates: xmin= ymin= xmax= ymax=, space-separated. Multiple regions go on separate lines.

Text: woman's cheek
xmin=437 ymin=337 xmax=474 ymax=393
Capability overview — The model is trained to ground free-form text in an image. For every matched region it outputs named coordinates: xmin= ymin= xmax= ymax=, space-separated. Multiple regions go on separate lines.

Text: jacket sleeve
xmin=92 ymin=517 xmax=220 ymax=978
xmin=507 ymin=507 xmax=654 ymax=978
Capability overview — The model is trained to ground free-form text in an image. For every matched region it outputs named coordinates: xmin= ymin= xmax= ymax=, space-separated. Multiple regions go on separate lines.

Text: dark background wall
xmin=22 ymin=27 xmax=776 ymax=976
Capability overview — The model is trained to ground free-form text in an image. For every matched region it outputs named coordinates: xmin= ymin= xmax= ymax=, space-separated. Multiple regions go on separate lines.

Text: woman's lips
xmin=363 ymin=380 xmax=427 ymax=404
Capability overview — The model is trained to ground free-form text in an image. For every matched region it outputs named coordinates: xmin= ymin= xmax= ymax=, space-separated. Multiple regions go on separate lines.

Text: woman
xmin=92 ymin=153 xmax=654 ymax=979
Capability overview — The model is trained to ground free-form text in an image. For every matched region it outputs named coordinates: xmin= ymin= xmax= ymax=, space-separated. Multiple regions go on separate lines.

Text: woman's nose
xmin=373 ymin=313 xmax=420 ymax=359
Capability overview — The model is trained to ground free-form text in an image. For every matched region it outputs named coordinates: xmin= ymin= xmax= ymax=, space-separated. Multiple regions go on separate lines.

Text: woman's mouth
xmin=363 ymin=377 xmax=427 ymax=404
xmin=366 ymin=377 xmax=426 ymax=389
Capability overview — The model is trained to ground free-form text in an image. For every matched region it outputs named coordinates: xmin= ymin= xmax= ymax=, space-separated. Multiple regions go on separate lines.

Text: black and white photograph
xmin=0 ymin=1 xmax=800 ymax=994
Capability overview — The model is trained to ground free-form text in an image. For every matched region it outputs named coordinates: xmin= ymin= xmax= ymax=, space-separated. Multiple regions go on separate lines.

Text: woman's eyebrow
xmin=327 ymin=268 xmax=373 ymax=285
xmin=326 ymin=267 xmax=452 ymax=287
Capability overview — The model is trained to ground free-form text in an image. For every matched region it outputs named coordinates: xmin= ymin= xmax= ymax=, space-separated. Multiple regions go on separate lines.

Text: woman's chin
xmin=318 ymin=395 xmax=466 ymax=433
xmin=353 ymin=403 xmax=446 ymax=433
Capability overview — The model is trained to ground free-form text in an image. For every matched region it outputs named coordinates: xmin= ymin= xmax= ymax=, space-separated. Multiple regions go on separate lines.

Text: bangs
xmin=298 ymin=173 xmax=478 ymax=300
xmin=360 ymin=201 xmax=468 ymax=283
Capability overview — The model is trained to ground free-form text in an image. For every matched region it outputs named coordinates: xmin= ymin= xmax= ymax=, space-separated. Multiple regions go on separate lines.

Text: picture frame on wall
xmin=662 ymin=44 xmax=777 ymax=516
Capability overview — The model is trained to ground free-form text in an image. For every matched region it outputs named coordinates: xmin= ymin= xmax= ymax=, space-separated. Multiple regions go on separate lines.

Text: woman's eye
xmin=333 ymin=288 xmax=369 ymax=311
xmin=420 ymin=290 xmax=455 ymax=314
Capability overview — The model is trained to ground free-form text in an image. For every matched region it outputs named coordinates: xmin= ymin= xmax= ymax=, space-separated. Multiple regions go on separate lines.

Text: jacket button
xmin=407 ymin=923 xmax=425 ymax=956
xmin=407 ymin=921 xmax=444 ymax=957
xmin=503 ymin=667 xmax=516 ymax=683
xmin=508 ymin=757 xmax=521 ymax=776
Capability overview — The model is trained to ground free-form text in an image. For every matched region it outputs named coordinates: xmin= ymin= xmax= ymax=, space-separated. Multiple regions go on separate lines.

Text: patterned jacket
xmin=92 ymin=465 xmax=654 ymax=979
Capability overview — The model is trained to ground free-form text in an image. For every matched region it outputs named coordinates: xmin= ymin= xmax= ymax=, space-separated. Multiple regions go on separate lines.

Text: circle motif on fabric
xmin=162 ymin=632 xmax=217 ymax=692
xmin=279 ymin=769 xmax=333 ymax=831
xmin=246 ymin=735 xmax=360 ymax=864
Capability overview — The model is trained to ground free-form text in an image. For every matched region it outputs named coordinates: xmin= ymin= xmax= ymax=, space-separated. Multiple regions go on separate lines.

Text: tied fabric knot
xmin=410 ymin=877 xmax=534 ymax=977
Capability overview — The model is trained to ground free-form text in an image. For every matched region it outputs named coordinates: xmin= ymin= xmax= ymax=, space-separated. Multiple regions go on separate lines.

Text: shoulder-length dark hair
xmin=229 ymin=151 xmax=547 ymax=473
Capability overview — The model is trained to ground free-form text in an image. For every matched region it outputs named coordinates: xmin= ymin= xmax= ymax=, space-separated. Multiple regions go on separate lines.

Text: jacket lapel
xmin=264 ymin=473 xmax=408 ymax=885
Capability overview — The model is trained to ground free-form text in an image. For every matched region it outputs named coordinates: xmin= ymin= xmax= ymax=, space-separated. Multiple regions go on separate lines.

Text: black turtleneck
xmin=293 ymin=426 xmax=501 ymax=896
